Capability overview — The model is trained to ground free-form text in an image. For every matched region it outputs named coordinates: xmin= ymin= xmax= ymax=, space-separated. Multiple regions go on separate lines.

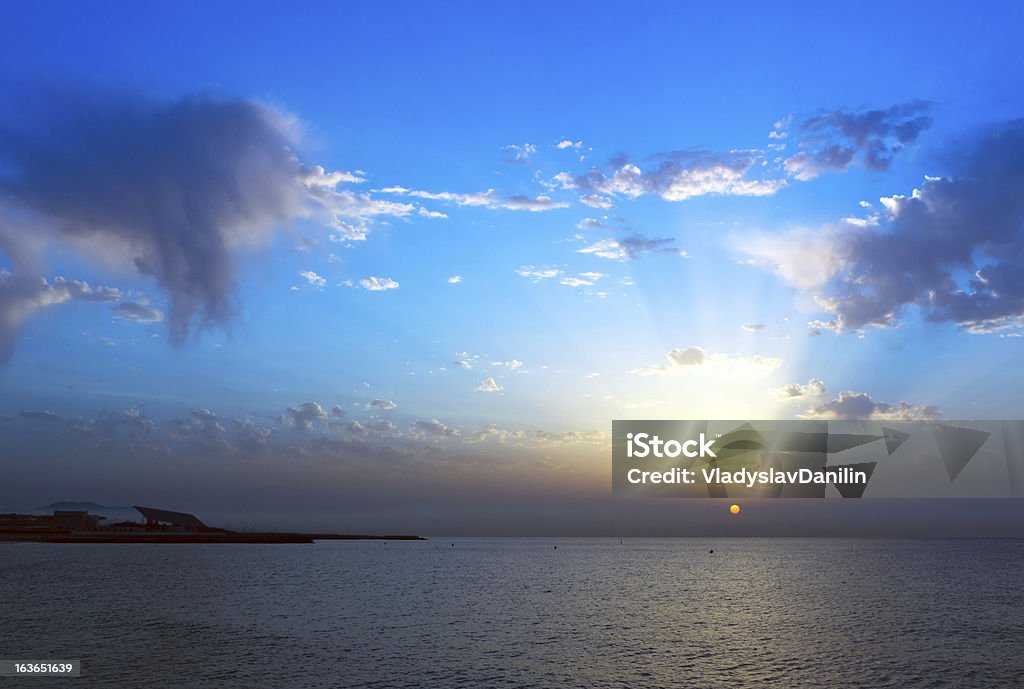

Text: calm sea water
xmin=2 ymin=538 xmax=1022 ymax=688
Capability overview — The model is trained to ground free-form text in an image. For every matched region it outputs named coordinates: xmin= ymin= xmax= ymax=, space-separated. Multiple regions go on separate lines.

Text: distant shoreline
xmin=0 ymin=532 xmax=426 ymax=544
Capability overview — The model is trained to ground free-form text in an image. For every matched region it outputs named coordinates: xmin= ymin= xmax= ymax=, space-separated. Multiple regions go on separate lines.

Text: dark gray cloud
xmin=0 ymin=88 xmax=409 ymax=359
xmin=0 ymin=92 xmax=304 ymax=343
xmin=750 ymin=119 xmax=1024 ymax=333
xmin=832 ymin=120 xmax=1024 ymax=332
xmin=412 ymin=418 xmax=459 ymax=437
xmin=803 ymin=391 xmax=940 ymax=420
xmin=112 ymin=301 xmax=164 ymax=323
xmin=786 ymin=101 xmax=933 ymax=179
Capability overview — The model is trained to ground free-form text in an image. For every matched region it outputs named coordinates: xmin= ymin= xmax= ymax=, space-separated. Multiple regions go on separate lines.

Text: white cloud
xmin=298 ymin=164 xmax=366 ymax=186
xmin=283 ymin=401 xmax=327 ymax=431
xmin=299 ymin=270 xmax=326 ymax=288
xmin=502 ymin=143 xmax=537 ymax=162
xmin=359 ymin=276 xmax=400 ymax=291
xmin=368 ymin=399 xmax=397 ymax=410
xmin=0 ymin=273 xmax=123 ymax=361
xmin=447 ymin=275 xmax=463 ymax=284
xmin=578 ymin=235 xmax=681 ymax=261
xmin=774 ymin=378 xmax=827 ymax=399
xmin=577 ymin=238 xmax=625 ymax=260
xmin=516 ymin=266 xmax=562 ymax=281
xmin=632 ymin=345 xmax=782 ymax=376
xmin=579 ymin=194 xmax=613 ymax=209
xmin=560 ymin=272 xmax=605 ymax=287
xmin=381 ymin=187 xmax=569 ymax=212
xmin=738 ymin=228 xmax=847 ymax=291
xmin=476 ymin=376 xmax=504 ymax=393
xmin=418 ymin=207 xmax=448 ymax=219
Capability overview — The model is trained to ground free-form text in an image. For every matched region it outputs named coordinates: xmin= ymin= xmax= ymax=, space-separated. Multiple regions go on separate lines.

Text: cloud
xmin=359 ymin=276 xmax=399 ymax=291
xmin=172 ymin=408 xmax=227 ymax=446
xmin=574 ymin=150 xmax=786 ymax=203
xmin=535 ymin=429 xmax=606 ymax=445
xmin=282 ymin=401 xmax=327 ymax=431
xmin=802 ymin=391 xmax=940 ymax=420
xmin=113 ymin=301 xmax=164 ymax=323
xmin=232 ymin=417 xmax=273 ymax=450
xmin=785 ymin=101 xmax=933 ymax=180
xmin=0 ymin=272 xmax=122 ymax=360
xmin=297 ymin=165 xmax=365 ymax=186
xmin=368 ymin=399 xmax=397 ymax=410
xmin=298 ymin=270 xmax=326 ymax=288
xmin=0 ymin=89 xmax=414 ymax=359
xmin=560 ymin=272 xmax=605 ymax=287
xmin=417 ymin=207 xmax=448 ymax=219
xmin=465 ymin=423 xmax=526 ymax=444
xmin=742 ymin=323 xmax=765 ymax=332
xmin=19 ymin=410 xmax=60 ymax=422
xmin=331 ymin=405 xmax=345 ymax=417
xmin=476 ymin=376 xmax=503 ymax=393
xmin=411 ymin=418 xmax=459 ymax=437
xmin=447 ymin=275 xmax=462 ymax=284
xmin=738 ymin=228 xmax=849 ymax=291
xmin=555 ymin=139 xmax=583 ymax=151
xmin=381 ymin=187 xmax=569 ymax=212
xmin=746 ymin=119 xmax=1024 ymax=333
xmin=502 ymin=143 xmax=536 ymax=163
xmin=632 ymin=345 xmax=782 ymax=376
xmin=774 ymin=378 xmax=827 ymax=399
xmin=452 ymin=358 xmax=473 ymax=369
xmin=576 ymin=217 xmax=609 ymax=231
xmin=579 ymin=194 xmax=613 ymax=209
xmin=491 ymin=359 xmax=523 ymax=370
xmin=365 ymin=419 xmax=397 ymax=433
xmin=577 ymin=234 xmax=681 ymax=260
xmin=515 ymin=266 xmax=561 ymax=281
xmin=559 ymin=104 xmax=928 ymax=209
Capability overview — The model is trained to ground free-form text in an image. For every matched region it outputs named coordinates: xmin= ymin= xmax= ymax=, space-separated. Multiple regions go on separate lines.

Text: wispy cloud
xmin=632 ymin=346 xmax=781 ymax=376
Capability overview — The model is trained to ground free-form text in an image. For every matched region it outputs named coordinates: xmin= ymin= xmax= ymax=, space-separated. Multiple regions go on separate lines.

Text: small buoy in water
xmin=554 ymin=545 xmax=557 ymax=549
xmin=709 ymin=549 xmax=714 ymax=554
xmin=451 ymin=543 xmax=455 ymax=547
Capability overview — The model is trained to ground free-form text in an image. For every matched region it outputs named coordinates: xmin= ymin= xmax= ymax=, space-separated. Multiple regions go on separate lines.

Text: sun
xmin=729 ymin=504 xmax=741 ymax=515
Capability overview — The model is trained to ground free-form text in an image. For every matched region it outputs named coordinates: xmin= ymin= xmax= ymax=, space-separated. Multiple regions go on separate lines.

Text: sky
xmin=1 ymin=1 xmax=1024 ymax=535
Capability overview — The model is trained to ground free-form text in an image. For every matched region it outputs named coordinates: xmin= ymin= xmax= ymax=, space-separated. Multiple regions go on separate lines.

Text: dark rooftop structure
xmin=134 ymin=506 xmax=208 ymax=529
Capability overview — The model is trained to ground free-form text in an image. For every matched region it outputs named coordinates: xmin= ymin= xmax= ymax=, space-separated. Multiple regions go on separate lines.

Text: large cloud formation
xmin=0 ymin=89 xmax=410 ymax=358
xmin=747 ymin=119 xmax=1024 ymax=333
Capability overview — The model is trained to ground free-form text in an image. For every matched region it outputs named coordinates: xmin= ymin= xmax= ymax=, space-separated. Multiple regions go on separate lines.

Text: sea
xmin=2 ymin=538 xmax=1022 ymax=688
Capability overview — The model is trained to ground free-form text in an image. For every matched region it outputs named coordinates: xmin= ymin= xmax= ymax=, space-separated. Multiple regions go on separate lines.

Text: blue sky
xmin=1 ymin=2 xmax=1023 ymax=532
